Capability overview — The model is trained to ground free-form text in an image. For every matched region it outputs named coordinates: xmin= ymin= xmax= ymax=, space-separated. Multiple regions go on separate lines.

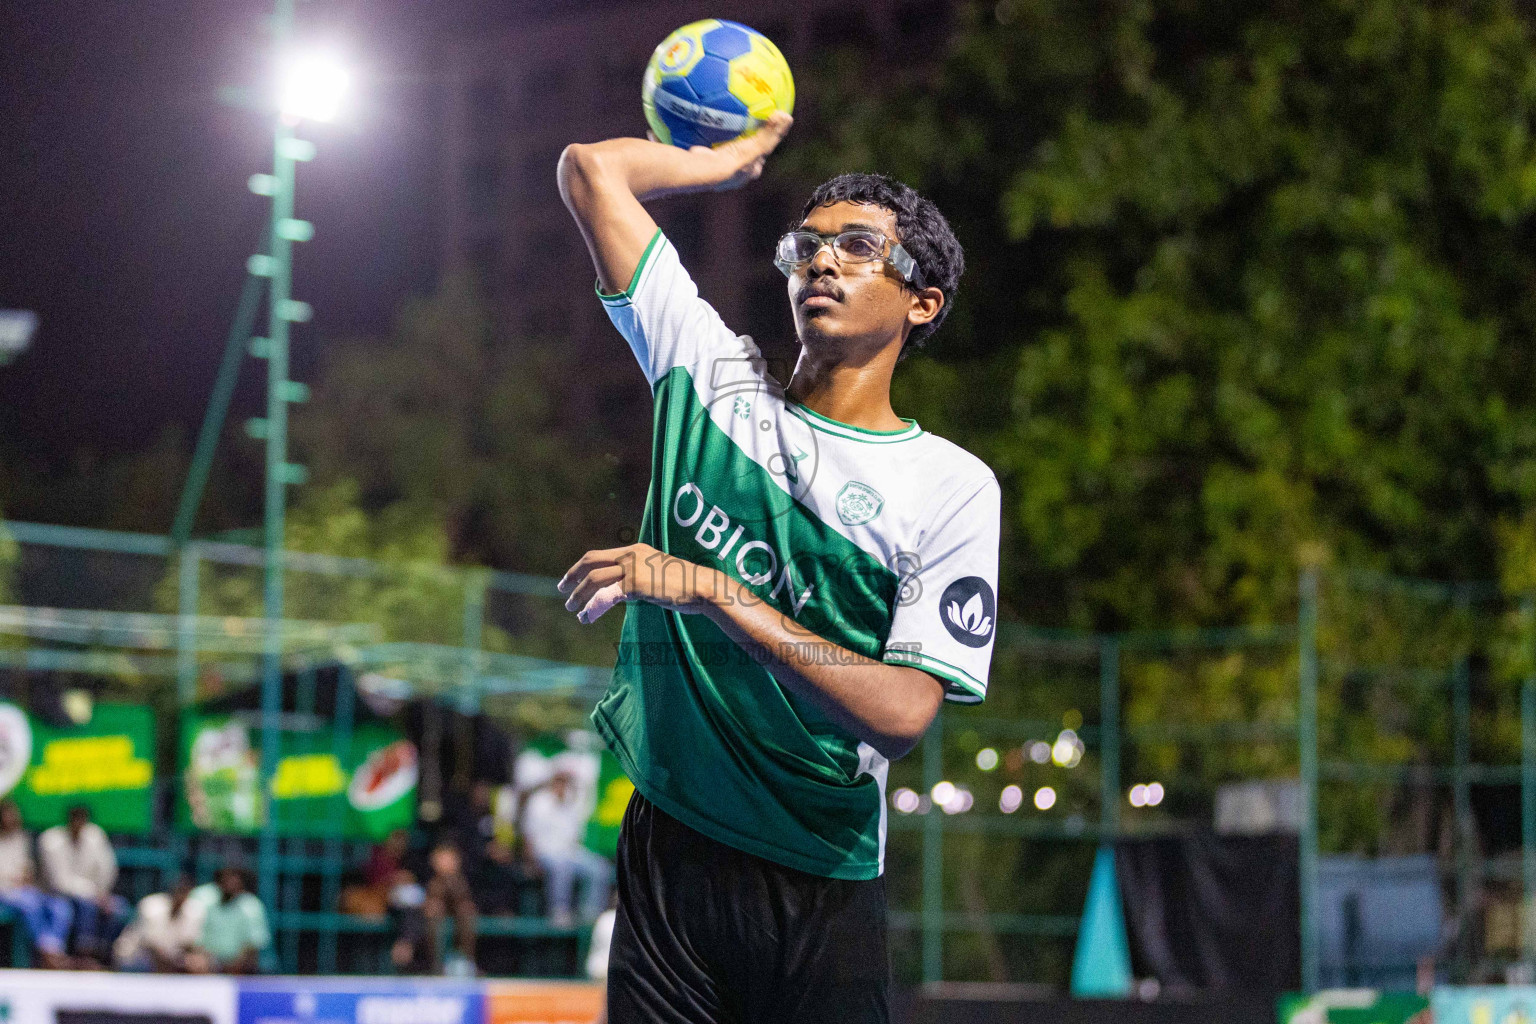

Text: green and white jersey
xmin=591 ymin=230 xmax=1000 ymax=880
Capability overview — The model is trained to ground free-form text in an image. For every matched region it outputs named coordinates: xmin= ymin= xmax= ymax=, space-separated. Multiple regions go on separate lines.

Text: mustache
xmin=796 ymin=281 xmax=844 ymax=303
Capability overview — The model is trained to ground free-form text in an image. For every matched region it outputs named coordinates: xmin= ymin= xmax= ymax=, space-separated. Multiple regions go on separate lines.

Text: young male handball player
xmin=557 ymin=110 xmax=1000 ymax=1022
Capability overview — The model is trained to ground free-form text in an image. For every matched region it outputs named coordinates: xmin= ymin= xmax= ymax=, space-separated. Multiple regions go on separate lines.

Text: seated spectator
xmin=392 ymin=841 xmax=477 ymax=976
xmin=113 ymin=869 xmax=209 ymax=972
xmin=464 ymin=792 xmax=542 ymax=917
xmin=426 ymin=841 xmax=478 ymax=977
xmin=38 ymin=804 xmax=128 ymax=965
xmin=386 ymin=867 xmax=429 ymax=974
xmin=471 ymin=829 xmax=542 ymax=916
xmin=519 ymin=770 xmax=613 ymax=927
xmin=340 ymin=828 xmax=414 ymax=919
xmin=190 ymin=866 xmax=269 ymax=975
xmin=0 ymin=798 xmax=73 ymax=969
xmin=337 ymin=867 xmax=387 ymax=918
xmin=365 ymin=828 xmax=412 ymax=892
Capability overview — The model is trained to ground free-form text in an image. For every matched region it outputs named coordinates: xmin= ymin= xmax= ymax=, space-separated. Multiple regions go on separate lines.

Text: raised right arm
xmin=556 ymin=112 xmax=792 ymax=295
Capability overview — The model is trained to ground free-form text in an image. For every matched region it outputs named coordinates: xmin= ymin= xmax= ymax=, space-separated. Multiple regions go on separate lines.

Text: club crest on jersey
xmin=940 ymin=576 xmax=995 ymax=648
xmin=836 ymin=481 xmax=884 ymax=526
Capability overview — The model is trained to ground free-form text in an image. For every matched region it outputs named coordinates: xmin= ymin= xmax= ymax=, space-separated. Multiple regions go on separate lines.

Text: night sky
xmin=0 ymin=1 xmax=508 ymax=500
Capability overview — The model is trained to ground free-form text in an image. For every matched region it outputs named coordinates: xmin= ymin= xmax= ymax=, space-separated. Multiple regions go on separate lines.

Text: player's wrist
xmin=687 ymin=565 xmax=733 ymax=615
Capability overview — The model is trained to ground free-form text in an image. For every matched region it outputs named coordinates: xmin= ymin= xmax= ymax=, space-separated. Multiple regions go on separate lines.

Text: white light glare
xmin=1028 ymin=741 xmax=1052 ymax=764
xmin=279 ymin=52 xmax=351 ymax=123
xmin=1129 ymin=781 xmax=1166 ymax=808
xmin=976 ymin=747 xmax=999 ymax=771
xmin=1145 ymin=781 xmax=1165 ymax=806
xmin=931 ymin=780 xmax=956 ymax=807
xmin=1051 ymin=729 xmax=1084 ymax=768
xmin=1129 ymin=784 xmax=1147 ymax=807
xmin=941 ymin=787 xmax=974 ymax=815
xmin=1034 ymin=786 xmax=1057 ymax=811
xmin=1000 ymin=784 xmax=1024 ymax=813
xmin=893 ymin=787 xmax=921 ymax=814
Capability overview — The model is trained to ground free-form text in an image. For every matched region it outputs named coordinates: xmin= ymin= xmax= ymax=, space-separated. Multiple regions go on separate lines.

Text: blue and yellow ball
xmin=642 ymin=19 xmax=795 ymax=149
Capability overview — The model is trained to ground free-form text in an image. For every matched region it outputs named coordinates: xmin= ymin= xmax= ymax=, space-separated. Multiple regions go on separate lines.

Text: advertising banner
xmin=236 ymin=979 xmax=482 ymax=1024
xmin=584 ymin=750 xmax=632 ymax=861
xmin=1278 ymin=990 xmax=1429 ymax=1024
xmin=484 ymin=981 xmax=603 ymax=1024
xmin=179 ymin=715 xmax=416 ymax=840
xmin=0 ymin=702 xmax=155 ymax=833
xmin=1433 ymin=986 xmax=1536 ymax=1024
xmin=0 ymin=969 xmax=236 ymax=1024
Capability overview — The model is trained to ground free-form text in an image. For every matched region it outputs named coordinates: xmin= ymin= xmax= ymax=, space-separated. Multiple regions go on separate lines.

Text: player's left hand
xmin=558 ymin=543 xmax=720 ymax=623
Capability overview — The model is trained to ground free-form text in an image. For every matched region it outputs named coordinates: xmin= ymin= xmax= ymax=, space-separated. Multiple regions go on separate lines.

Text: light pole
xmin=166 ymin=1 xmax=348 ymax=925
xmin=246 ymin=0 xmax=348 ymax=915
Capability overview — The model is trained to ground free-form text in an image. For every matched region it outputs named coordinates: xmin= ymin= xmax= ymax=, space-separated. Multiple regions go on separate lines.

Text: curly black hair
xmin=798 ymin=173 xmax=964 ymax=356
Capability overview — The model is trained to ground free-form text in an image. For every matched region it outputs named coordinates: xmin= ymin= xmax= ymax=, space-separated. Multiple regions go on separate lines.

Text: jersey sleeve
xmin=596 ymin=229 xmax=740 ymax=388
xmin=881 ymin=476 xmax=1002 ymax=704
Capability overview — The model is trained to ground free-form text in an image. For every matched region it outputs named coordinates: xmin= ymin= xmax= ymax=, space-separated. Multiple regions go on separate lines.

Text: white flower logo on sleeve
xmin=946 ymin=591 xmax=992 ymax=639
xmin=939 ymin=577 xmax=997 ymax=648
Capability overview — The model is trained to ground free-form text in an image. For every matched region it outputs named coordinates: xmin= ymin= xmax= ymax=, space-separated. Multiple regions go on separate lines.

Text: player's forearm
xmin=560 ymin=137 xmax=731 ymax=206
xmin=557 ymin=115 xmax=787 ymax=296
xmin=697 ymin=569 xmax=944 ymax=760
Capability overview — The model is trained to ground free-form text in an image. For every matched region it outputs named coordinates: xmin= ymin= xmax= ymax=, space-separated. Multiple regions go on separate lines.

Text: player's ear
xmin=908 ymin=286 xmax=944 ymax=328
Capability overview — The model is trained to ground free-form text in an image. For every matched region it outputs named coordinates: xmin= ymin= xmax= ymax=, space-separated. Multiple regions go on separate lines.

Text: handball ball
xmin=642 ymin=19 xmax=794 ymax=149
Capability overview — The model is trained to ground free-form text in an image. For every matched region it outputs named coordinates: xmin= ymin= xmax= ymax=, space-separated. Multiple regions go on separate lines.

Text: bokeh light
xmin=1051 ymin=729 xmax=1084 ymax=768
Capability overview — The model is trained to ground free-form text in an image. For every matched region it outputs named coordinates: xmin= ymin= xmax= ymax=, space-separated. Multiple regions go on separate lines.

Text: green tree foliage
xmin=795 ymin=0 xmax=1536 ymax=979
xmin=294 ymin=275 xmax=624 ymax=579
xmin=0 ymin=507 xmax=15 ymax=607
xmin=797 ymin=0 xmax=1536 ymax=632
xmin=156 ymin=480 xmax=468 ymax=644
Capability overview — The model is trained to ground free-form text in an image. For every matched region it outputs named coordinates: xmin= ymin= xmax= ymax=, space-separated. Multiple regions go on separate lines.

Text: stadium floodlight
xmin=277 ymin=51 xmax=350 ymax=123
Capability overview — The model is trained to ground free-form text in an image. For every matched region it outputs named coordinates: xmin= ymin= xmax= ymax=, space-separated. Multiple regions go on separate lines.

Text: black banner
xmin=1115 ymin=832 xmax=1300 ymax=993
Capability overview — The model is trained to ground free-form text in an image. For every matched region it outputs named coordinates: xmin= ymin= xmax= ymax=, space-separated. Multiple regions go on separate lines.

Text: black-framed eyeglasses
xmin=773 ymin=229 xmax=926 ymax=290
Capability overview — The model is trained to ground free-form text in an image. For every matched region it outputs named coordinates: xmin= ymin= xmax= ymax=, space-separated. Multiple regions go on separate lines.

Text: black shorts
xmin=607 ymin=789 xmax=890 ymax=1023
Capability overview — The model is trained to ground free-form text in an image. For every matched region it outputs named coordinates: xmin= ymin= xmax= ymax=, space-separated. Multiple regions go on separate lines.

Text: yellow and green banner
xmin=0 ymin=701 xmax=155 ymax=833
xmin=178 ymin=715 xmax=416 ymax=840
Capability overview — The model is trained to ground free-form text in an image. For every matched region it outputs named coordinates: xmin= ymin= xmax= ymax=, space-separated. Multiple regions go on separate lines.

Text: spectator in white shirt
xmin=518 ymin=770 xmax=613 ymax=928
xmin=113 ymin=870 xmax=211 ymax=972
xmin=38 ymin=804 xmax=128 ymax=964
xmin=0 ymin=798 xmax=73 ymax=968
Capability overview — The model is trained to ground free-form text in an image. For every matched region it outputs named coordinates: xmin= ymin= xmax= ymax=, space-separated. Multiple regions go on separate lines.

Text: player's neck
xmin=785 ymin=344 xmax=904 ymax=432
